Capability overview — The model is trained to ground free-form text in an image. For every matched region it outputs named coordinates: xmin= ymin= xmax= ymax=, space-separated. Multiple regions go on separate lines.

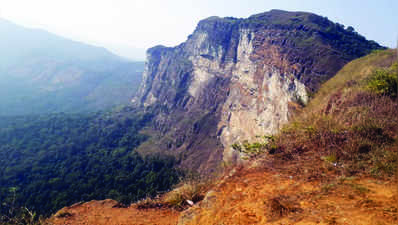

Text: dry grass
xmin=0 ymin=207 xmax=51 ymax=225
xmin=134 ymin=178 xmax=213 ymax=212
xmin=256 ymin=49 xmax=398 ymax=181
xmin=162 ymin=180 xmax=212 ymax=210
xmin=308 ymin=49 xmax=397 ymax=111
xmin=135 ymin=197 xmax=164 ymax=210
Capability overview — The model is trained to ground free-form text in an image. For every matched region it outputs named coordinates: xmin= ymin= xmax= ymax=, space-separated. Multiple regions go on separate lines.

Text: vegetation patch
xmin=231 ymin=135 xmax=274 ymax=158
xmin=162 ymin=180 xmax=211 ymax=210
xmin=237 ymin=50 xmax=397 ymax=183
xmin=0 ymin=110 xmax=182 ymax=221
xmin=366 ymin=63 xmax=398 ymax=98
xmin=135 ymin=197 xmax=165 ymax=210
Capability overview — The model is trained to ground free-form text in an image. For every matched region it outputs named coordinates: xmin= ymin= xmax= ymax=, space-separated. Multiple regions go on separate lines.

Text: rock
xmin=132 ymin=10 xmax=383 ymax=173
xmin=186 ymin=200 xmax=194 ymax=206
xmin=178 ymin=190 xmax=218 ymax=225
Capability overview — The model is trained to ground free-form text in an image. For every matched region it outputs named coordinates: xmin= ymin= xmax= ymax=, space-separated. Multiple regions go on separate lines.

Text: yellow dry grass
xmin=307 ymin=49 xmax=397 ymax=113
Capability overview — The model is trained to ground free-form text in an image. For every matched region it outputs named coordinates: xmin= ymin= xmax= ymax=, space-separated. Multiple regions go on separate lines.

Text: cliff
xmin=50 ymin=49 xmax=398 ymax=225
xmin=132 ymin=10 xmax=383 ymax=172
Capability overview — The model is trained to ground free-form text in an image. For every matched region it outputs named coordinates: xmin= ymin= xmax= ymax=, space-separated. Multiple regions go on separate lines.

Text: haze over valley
xmin=0 ymin=1 xmax=397 ymax=224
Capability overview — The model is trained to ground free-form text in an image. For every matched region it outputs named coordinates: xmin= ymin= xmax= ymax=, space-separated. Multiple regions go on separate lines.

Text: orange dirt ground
xmin=180 ymin=168 xmax=398 ymax=225
xmin=49 ymin=168 xmax=398 ymax=225
xmin=48 ymin=199 xmax=179 ymax=225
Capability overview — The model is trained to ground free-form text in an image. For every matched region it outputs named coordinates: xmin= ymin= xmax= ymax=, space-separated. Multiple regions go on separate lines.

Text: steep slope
xmin=177 ymin=49 xmax=398 ymax=224
xmin=50 ymin=49 xmax=398 ymax=225
xmin=0 ymin=110 xmax=181 ymax=218
xmin=133 ymin=10 xmax=383 ymax=172
xmin=0 ymin=18 xmax=144 ymax=115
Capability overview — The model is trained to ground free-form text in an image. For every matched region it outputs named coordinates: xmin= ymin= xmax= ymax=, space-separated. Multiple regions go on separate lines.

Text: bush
xmin=370 ymin=145 xmax=398 ymax=177
xmin=135 ymin=197 xmax=163 ymax=209
xmin=231 ymin=136 xmax=274 ymax=158
xmin=322 ymin=154 xmax=337 ymax=164
xmin=366 ymin=63 xmax=398 ymax=98
xmin=0 ymin=206 xmax=49 ymax=225
xmin=162 ymin=181 xmax=210 ymax=210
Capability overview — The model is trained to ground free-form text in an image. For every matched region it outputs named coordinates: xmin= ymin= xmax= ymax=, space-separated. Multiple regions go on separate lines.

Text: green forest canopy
xmin=0 ymin=109 xmax=181 ymax=218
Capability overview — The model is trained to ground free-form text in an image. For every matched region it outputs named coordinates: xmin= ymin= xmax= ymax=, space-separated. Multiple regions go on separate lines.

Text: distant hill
xmin=0 ymin=18 xmax=144 ymax=115
xmin=105 ymin=44 xmax=147 ymax=61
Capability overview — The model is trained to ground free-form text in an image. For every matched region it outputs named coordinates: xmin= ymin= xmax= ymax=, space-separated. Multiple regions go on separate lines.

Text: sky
xmin=1 ymin=0 xmax=397 ymax=59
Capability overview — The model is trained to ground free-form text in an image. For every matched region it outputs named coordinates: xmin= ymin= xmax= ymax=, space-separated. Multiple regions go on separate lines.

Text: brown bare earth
xmin=48 ymin=199 xmax=179 ymax=225
xmin=179 ymin=168 xmax=398 ymax=225
xmin=49 ymin=167 xmax=397 ymax=225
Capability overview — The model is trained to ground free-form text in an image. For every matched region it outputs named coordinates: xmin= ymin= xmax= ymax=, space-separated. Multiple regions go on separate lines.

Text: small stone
xmin=186 ymin=200 xmax=194 ymax=206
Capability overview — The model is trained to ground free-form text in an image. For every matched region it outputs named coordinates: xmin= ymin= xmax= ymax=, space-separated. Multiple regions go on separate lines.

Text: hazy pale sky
xmin=1 ymin=0 xmax=397 ymax=51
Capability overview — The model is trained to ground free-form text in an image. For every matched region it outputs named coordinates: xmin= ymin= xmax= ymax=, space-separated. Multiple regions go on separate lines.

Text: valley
xmin=0 ymin=7 xmax=396 ymax=225
xmin=0 ymin=19 xmax=144 ymax=115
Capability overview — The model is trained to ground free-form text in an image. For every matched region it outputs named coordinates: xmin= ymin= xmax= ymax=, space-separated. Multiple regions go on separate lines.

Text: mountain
xmin=132 ymin=10 xmax=384 ymax=172
xmin=175 ymin=48 xmax=398 ymax=225
xmin=49 ymin=49 xmax=398 ymax=225
xmin=0 ymin=18 xmax=144 ymax=115
xmin=0 ymin=10 xmax=392 ymax=223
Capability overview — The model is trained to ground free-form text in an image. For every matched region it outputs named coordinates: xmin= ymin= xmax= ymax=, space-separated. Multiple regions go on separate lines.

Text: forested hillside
xmin=0 ymin=18 xmax=144 ymax=115
xmin=0 ymin=109 xmax=181 ymax=219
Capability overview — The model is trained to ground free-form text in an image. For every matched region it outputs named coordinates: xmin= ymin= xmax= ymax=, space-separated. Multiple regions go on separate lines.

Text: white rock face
xmin=133 ymin=12 xmax=380 ymax=172
xmin=185 ymin=29 xmax=308 ymax=163
xmin=187 ymin=31 xmax=232 ymax=98
xmin=134 ymin=28 xmax=308 ymax=165
xmin=221 ymin=30 xmax=307 ymax=163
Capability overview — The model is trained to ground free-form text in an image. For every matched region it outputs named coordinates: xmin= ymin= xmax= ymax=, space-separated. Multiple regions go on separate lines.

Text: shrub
xmin=162 ymin=181 xmax=210 ymax=210
xmin=370 ymin=146 xmax=398 ymax=177
xmin=135 ymin=197 xmax=163 ymax=209
xmin=0 ymin=206 xmax=49 ymax=225
xmin=322 ymin=154 xmax=338 ymax=164
xmin=352 ymin=121 xmax=394 ymax=144
xmin=366 ymin=63 xmax=398 ymax=98
xmin=231 ymin=136 xmax=274 ymax=158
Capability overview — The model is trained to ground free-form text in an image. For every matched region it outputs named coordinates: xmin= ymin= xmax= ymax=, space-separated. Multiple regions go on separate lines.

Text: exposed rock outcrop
xmin=133 ymin=10 xmax=383 ymax=172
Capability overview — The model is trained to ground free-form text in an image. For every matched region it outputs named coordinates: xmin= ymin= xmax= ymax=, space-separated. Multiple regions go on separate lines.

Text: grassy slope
xmin=308 ymin=49 xmax=397 ymax=111
xmin=281 ymin=49 xmax=398 ymax=177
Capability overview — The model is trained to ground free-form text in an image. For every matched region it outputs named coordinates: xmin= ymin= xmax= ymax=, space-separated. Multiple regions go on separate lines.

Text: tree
xmin=346 ymin=26 xmax=355 ymax=33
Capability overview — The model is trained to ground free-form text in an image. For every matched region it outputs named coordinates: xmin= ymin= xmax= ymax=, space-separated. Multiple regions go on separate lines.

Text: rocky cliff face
xmin=133 ymin=10 xmax=383 ymax=172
